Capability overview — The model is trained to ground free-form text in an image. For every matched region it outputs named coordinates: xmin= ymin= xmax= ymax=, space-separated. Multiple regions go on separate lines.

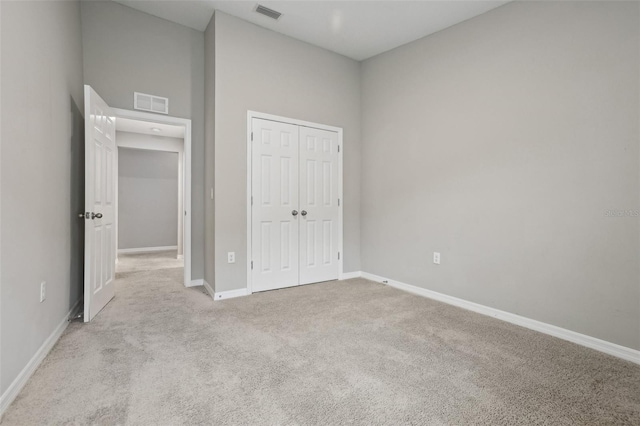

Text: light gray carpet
xmin=3 ymin=264 xmax=640 ymax=425
xmin=116 ymin=250 xmax=183 ymax=273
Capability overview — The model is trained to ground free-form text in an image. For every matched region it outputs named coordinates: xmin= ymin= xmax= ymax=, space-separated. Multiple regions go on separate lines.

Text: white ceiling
xmin=116 ymin=117 xmax=186 ymax=138
xmin=112 ymin=1 xmax=509 ymax=61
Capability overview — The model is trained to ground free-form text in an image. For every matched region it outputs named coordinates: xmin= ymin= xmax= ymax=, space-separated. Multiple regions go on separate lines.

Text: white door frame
xmin=246 ymin=110 xmax=344 ymax=294
xmin=112 ymin=107 xmax=192 ymax=288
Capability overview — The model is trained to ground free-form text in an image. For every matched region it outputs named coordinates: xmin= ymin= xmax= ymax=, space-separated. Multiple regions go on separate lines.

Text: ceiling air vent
xmin=134 ymin=92 xmax=169 ymax=115
xmin=255 ymin=4 xmax=282 ymax=20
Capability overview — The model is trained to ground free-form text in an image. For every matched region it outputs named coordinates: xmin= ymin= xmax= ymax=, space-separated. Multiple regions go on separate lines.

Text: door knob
xmin=91 ymin=212 xmax=103 ymax=219
xmin=292 ymin=210 xmax=298 ymax=216
xmin=301 ymin=210 xmax=307 ymax=216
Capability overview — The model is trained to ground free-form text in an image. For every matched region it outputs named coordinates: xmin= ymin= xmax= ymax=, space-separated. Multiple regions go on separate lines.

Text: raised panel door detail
xmin=106 ymin=117 xmax=114 ymax=141
xmin=322 ymin=161 xmax=332 ymax=206
xmin=280 ymin=157 xmax=291 ymax=206
xmin=106 ymin=147 xmax=113 ymax=205
xmin=95 ymin=106 xmax=104 ymax=133
xmin=306 ymin=160 xmax=316 ymax=206
xmin=306 ymin=220 xmax=316 ymax=267
xmin=261 ymin=222 xmax=271 ymax=272
xmin=105 ymin=224 xmax=114 ymax=284
xmin=280 ymin=221 xmax=291 ymax=271
xmin=94 ymin=227 xmax=103 ymax=293
xmin=306 ymin=136 xmax=316 ymax=152
xmin=94 ymin=142 xmax=102 ymax=204
xmin=104 ymin=224 xmax=111 ymax=284
xmin=322 ymin=138 xmax=331 ymax=153
xmin=261 ymin=155 xmax=272 ymax=205
xmin=322 ymin=220 xmax=332 ymax=265
xmin=261 ymin=129 xmax=271 ymax=145
xmin=281 ymin=132 xmax=290 ymax=147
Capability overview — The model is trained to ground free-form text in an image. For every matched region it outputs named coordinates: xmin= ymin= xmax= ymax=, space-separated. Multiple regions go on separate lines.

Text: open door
xmin=83 ymin=85 xmax=116 ymax=322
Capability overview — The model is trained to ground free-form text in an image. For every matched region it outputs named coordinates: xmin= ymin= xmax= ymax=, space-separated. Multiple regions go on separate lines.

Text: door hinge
xmin=338 ymin=252 xmax=340 ymax=260
xmin=251 ymin=132 xmax=253 ymax=141
xmin=251 ymin=261 xmax=254 ymax=269
xmin=338 ymin=198 xmax=340 ymax=206
xmin=338 ymin=145 xmax=340 ymax=153
xmin=251 ymin=196 xmax=253 ymax=206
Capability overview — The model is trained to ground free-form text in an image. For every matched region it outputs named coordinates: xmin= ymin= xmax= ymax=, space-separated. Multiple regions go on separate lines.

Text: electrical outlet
xmin=40 ymin=281 xmax=46 ymax=303
xmin=433 ymin=252 xmax=441 ymax=265
xmin=227 ymin=252 xmax=235 ymax=264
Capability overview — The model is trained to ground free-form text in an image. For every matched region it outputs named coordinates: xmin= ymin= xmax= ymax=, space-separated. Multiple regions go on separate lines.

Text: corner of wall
xmin=204 ymin=11 xmax=216 ymax=291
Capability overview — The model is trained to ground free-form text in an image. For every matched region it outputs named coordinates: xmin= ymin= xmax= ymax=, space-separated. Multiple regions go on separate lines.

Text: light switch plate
xmin=433 ymin=252 xmax=441 ymax=265
xmin=228 ymin=252 xmax=235 ymax=264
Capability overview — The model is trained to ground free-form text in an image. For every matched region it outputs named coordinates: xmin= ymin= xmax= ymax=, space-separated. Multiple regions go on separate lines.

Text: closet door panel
xmin=299 ymin=126 xmax=339 ymax=285
xmin=251 ymin=119 xmax=300 ymax=292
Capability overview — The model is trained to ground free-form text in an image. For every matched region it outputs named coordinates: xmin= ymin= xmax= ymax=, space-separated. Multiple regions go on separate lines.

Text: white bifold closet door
xmin=251 ymin=118 xmax=339 ymax=292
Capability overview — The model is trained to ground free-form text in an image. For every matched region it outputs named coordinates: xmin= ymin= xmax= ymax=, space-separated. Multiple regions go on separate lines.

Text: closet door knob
xmin=292 ymin=210 xmax=298 ymax=216
xmin=301 ymin=210 xmax=307 ymax=216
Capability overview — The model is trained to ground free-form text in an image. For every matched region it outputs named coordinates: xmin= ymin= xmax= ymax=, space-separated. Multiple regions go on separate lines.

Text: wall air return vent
xmin=134 ymin=92 xmax=169 ymax=115
xmin=255 ymin=4 xmax=282 ymax=20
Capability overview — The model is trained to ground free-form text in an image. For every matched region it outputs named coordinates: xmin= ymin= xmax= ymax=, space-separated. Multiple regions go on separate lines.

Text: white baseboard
xmin=360 ymin=272 xmax=640 ymax=365
xmin=214 ymin=287 xmax=249 ymax=301
xmin=339 ymin=271 xmax=362 ymax=280
xmin=203 ymin=280 xmax=215 ymax=300
xmin=0 ymin=299 xmax=82 ymax=417
xmin=187 ymin=279 xmax=203 ymax=288
xmin=118 ymin=245 xmax=177 ymax=254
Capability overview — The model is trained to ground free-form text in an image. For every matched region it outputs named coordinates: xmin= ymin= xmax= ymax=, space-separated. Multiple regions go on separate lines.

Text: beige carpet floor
xmin=3 ymin=262 xmax=640 ymax=425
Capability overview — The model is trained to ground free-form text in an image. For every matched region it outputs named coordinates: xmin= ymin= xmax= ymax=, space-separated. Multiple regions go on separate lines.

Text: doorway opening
xmin=83 ymin=86 xmax=193 ymax=322
xmin=113 ymin=109 xmax=192 ymax=288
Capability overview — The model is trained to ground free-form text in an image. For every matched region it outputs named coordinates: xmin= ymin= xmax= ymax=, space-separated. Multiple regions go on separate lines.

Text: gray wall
xmin=204 ymin=15 xmax=215 ymax=289
xmin=361 ymin=1 xmax=640 ymax=350
xmin=213 ymin=12 xmax=361 ymax=292
xmin=118 ymin=147 xmax=179 ymax=250
xmin=1 ymin=0 xmax=84 ymax=393
xmin=81 ymin=1 xmax=204 ymax=278
xmin=0 ymin=0 xmax=3 ymax=395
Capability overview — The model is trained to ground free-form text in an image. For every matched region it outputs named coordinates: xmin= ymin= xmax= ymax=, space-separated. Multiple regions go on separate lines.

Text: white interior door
xmin=299 ymin=126 xmax=340 ymax=285
xmin=251 ymin=118 xmax=300 ymax=292
xmin=83 ymin=85 xmax=116 ymax=322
